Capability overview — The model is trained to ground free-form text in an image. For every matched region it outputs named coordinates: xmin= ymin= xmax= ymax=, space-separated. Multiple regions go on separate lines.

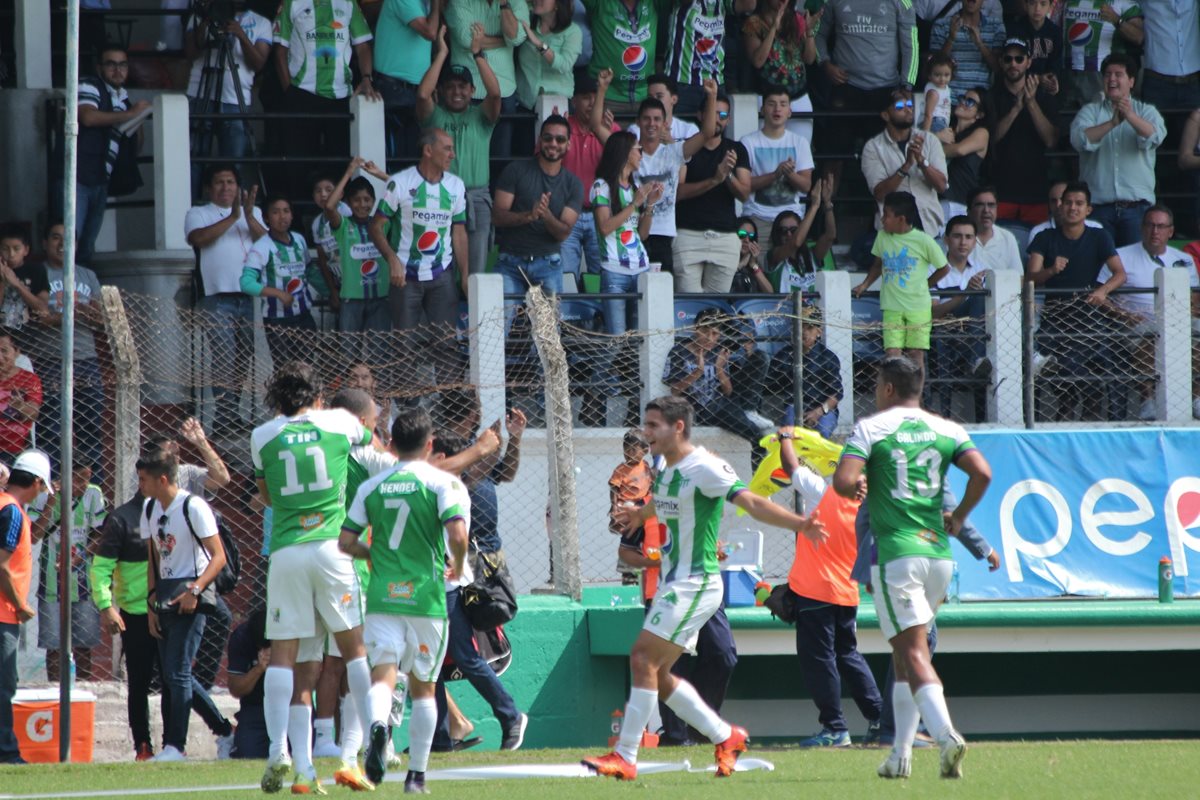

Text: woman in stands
xmin=591 ymin=132 xmax=663 ymax=336
xmin=936 ymin=87 xmax=991 ymax=222
xmin=731 ymin=218 xmax=773 ymax=293
xmin=766 ymin=174 xmax=836 ymax=294
xmin=742 ymin=0 xmax=820 ymax=143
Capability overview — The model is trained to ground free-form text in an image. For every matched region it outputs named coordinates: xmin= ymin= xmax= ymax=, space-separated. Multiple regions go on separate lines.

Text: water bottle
xmin=948 ymin=563 xmax=960 ymax=604
xmin=68 ymin=653 xmax=76 ymax=693
xmin=1158 ymin=557 xmax=1174 ymax=604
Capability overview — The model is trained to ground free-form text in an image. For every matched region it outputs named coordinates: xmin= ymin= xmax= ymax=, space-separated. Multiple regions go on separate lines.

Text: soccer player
xmin=584 ymin=396 xmax=826 ymax=780
xmin=250 ymin=361 xmax=376 ymax=795
xmin=832 ymin=355 xmax=992 ymax=780
xmin=339 ymin=407 xmax=470 ymax=795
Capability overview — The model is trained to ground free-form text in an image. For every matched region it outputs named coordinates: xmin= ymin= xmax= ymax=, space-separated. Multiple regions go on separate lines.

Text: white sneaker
xmin=1137 ymin=398 xmax=1157 ymax=421
xmin=1032 ymin=352 xmax=1058 ymax=378
xmin=215 ymin=729 xmax=236 ymax=760
xmin=939 ymin=730 xmax=967 ymax=779
xmin=744 ymin=410 xmax=775 ymax=431
xmin=151 ymin=745 xmax=186 ymax=762
xmin=312 ymin=739 xmax=341 ymax=759
xmin=262 ymin=754 xmax=293 ymax=794
xmin=877 ymin=749 xmax=910 ymax=779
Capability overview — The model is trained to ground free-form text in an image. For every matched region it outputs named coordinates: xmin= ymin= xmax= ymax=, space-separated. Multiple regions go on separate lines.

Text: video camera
xmin=191 ymin=0 xmax=245 ymax=30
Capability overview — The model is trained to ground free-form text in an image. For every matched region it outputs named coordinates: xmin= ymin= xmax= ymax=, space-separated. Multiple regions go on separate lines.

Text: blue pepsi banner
xmin=946 ymin=428 xmax=1200 ymax=600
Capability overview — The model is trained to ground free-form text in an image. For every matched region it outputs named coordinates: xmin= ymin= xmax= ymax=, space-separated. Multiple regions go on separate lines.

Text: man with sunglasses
xmin=674 ymin=95 xmax=752 ymax=293
xmin=69 ymin=43 xmax=151 ymax=264
xmin=492 ymin=115 xmax=584 ymax=297
xmin=861 ymin=88 xmax=948 ymax=237
xmin=991 ymin=38 xmax=1060 ymax=236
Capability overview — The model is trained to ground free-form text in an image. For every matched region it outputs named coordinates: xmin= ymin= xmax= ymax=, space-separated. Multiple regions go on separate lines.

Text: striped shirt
xmin=78 ymin=77 xmax=128 ymax=181
xmin=242 ymin=232 xmax=314 ymax=318
xmin=590 ymin=179 xmax=649 ymax=275
xmin=376 ymin=167 xmax=467 ymax=283
xmin=274 ymin=0 xmax=373 ymax=100
xmin=664 ymin=0 xmax=732 ymax=88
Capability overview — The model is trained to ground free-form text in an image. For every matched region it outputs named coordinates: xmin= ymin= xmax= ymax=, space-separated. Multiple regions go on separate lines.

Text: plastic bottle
xmin=68 ymin=653 xmax=76 ymax=693
xmin=1158 ymin=557 xmax=1174 ymax=604
xmin=607 ymin=710 xmax=623 ymax=747
xmin=948 ymin=563 xmax=960 ymax=604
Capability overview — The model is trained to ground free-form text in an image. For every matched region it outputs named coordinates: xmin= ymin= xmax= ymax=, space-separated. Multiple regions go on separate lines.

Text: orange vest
xmin=0 ymin=494 xmax=31 ymax=624
xmin=787 ymin=489 xmax=861 ymax=607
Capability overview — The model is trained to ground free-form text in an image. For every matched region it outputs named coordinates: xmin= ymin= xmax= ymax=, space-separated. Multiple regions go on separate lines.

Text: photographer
xmin=138 ymin=445 xmax=234 ymax=763
xmin=184 ymin=0 xmax=273 ymax=191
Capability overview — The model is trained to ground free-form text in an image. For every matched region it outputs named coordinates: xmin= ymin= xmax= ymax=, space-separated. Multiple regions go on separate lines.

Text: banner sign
xmin=946 ymin=428 xmax=1200 ymax=600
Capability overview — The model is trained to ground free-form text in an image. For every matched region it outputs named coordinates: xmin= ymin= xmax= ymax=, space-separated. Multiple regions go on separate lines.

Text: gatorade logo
xmin=696 ymin=38 xmax=719 ymax=62
xmin=361 ymin=259 xmax=379 ymax=279
xmin=27 ymin=711 xmax=53 ymax=743
xmin=623 ymin=46 xmax=648 ymax=74
xmin=619 ymin=230 xmax=639 ymax=250
xmin=417 ymin=231 xmax=442 ymax=257
xmin=1068 ymin=21 xmax=1093 ymax=47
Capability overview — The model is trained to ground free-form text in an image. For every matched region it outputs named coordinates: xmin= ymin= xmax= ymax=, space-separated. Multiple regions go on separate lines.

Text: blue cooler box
xmin=722 ymin=566 xmax=762 ymax=607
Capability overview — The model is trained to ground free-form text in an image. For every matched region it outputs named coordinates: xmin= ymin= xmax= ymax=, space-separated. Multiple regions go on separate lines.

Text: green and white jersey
xmin=344 ymin=443 xmax=398 ymax=588
xmin=251 ymin=408 xmax=371 ymax=554
xmin=376 ymin=166 xmax=467 ymax=283
xmin=243 ymin=232 xmax=312 ymax=319
xmin=274 ymin=0 xmax=373 ymax=100
xmin=841 ymin=406 xmax=976 ymax=564
xmin=333 ymin=216 xmax=388 ymax=300
xmin=590 ymin=179 xmax=649 ymax=275
xmin=344 ymin=460 xmax=470 ymax=618
xmin=311 ymin=202 xmax=350 ymax=280
xmin=1064 ymin=0 xmax=1142 ymax=73
xmin=664 ymin=0 xmax=733 ymax=88
xmin=651 ymin=447 xmax=747 ymax=582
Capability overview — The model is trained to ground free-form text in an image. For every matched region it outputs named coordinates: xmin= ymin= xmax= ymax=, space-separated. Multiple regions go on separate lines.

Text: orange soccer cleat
xmin=581 ymin=751 xmax=638 ymax=781
xmin=714 ymin=726 xmax=749 ymax=777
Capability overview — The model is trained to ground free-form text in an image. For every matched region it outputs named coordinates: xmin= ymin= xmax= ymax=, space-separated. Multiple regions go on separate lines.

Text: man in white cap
xmin=0 ymin=449 xmax=53 ymax=764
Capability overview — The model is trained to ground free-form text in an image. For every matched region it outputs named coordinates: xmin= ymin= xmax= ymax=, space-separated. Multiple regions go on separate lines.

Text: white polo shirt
xmin=972 ymin=225 xmax=1022 ymax=272
xmin=1100 ymin=243 xmax=1198 ymax=316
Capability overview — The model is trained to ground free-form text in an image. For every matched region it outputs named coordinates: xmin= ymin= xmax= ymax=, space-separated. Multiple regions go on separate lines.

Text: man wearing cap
xmin=992 ymin=37 xmax=1060 ymax=238
xmin=0 ymin=450 xmax=52 ymax=765
xmin=418 ymin=25 xmax=502 ymax=285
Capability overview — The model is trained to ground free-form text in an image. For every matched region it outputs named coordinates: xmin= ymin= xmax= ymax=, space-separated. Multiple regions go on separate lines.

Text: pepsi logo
xmin=417 ymin=231 xmax=442 ymax=257
xmin=1176 ymin=490 xmax=1200 ymax=529
xmin=619 ymin=230 xmax=639 ymax=249
xmin=623 ymin=45 xmax=648 ymax=73
xmin=361 ymin=259 xmax=379 ymax=277
xmin=285 ymin=278 xmax=305 ymax=296
xmin=696 ymin=38 xmax=719 ymax=60
xmin=1068 ymin=21 xmax=1093 ymax=47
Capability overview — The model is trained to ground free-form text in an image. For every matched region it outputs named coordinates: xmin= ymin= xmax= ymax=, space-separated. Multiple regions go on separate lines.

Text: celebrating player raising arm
xmin=584 ymin=395 xmax=825 ymax=781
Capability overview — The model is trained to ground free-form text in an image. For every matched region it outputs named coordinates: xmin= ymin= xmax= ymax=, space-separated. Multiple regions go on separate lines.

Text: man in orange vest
xmin=778 ymin=430 xmax=883 ymax=748
xmin=0 ymin=450 xmax=53 ymax=764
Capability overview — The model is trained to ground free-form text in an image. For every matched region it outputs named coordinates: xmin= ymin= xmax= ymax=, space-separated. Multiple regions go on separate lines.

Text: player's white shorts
xmin=644 ymin=573 xmax=724 ymax=654
xmin=266 ymin=539 xmax=364 ymax=646
xmin=364 ymin=613 xmax=448 ymax=683
xmin=871 ymin=556 xmax=953 ymax=641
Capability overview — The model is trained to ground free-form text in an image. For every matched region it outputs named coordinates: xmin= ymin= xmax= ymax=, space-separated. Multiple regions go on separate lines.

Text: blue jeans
xmin=793 ymin=598 xmax=882 ymax=733
xmin=198 ymin=293 xmax=255 ymax=431
xmin=560 ymin=214 xmax=603 ymax=280
xmin=496 ymin=252 xmax=564 ymax=300
xmin=35 ymin=356 xmax=106 ymax=479
xmin=433 ymin=588 xmax=519 ymax=746
xmin=75 ymin=182 xmax=109 ymax=264
xmin=339 ymin=297 xmax=392 ymax=366
xmin=0 ymin=623 xmax=20 ymax=761
xmin=1090 ymin=202 xmax=1148 ymax=248
xmin=158 ymin=610 xmax=227 ymax=750
xmin=600 ymin=270 xmax=639 ymax=335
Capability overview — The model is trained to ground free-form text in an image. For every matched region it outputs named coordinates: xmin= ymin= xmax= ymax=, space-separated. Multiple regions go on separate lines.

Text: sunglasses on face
xmin=156 ymin=514 xmax=169 ymax=542
xmin=737 ymin=229 xmax=757 ymax=241
xmin=957 ymin=97 xmax=979 ymax=108
xmin=717 ymin=110 xmax=730 ymax=120
xmin=1002 ymin=54 xmax=1027 ymax=64
xmin=540 ymin=133 xmax=568 ymax=144
xmin=892 ymin=99 xmax=914 ymax=109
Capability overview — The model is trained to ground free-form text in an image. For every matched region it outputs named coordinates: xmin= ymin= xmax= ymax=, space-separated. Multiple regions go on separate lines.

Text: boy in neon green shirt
xmin=854 ymin=191 xmax=948 ymax=372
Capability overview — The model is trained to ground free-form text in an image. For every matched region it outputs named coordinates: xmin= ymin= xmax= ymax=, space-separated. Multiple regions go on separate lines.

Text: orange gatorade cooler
xmin=12 ymin=688 xmax=95 ymax=762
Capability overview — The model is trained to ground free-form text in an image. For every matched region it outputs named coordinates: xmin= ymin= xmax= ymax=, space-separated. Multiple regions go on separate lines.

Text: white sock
xmin=288 ymin=704 xmax=315 ymax=780
xmin=368 ymin=682 xmax=393 ymax=727
xmin=344 ymin=658 xmax=374 ymax=745
xmin=913 ymin=683 xmax=954 ymax=744
xmin=614 ymin=688 xmax=657 ymax=765
xmin=407 ymin=698 xmax=437 ymax=773
xmin=664 ymin=679 xmax=732 ymax=743
xmin=313 ymin=717 xmax=334 ymax=747
xmin=264 ymin=667 xmax=293 ymax=764
xmin=339 ymin=693 xmax=363 ymax=765
xmin=892 ymin=682 xmax=921 ymax=758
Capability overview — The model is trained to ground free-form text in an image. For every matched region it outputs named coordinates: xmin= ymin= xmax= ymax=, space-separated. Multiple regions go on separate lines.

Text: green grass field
xmin=2 ymin=741 xmax=1199 ymax=800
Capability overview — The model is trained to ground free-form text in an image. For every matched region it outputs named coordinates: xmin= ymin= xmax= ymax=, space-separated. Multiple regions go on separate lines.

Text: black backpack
xmin=146 ymin=495 xmax=241 ymax=595
xmin=461 ymin=549 xmax=518 ymax=629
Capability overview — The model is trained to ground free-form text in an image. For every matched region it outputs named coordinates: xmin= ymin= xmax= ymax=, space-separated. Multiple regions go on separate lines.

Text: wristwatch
xmin=778 ymin=431 xmax=793 ymax=440
xmin=189 ymin=583 xmax=203 ymax=597
xmin=539 ymin=42 xmax=550 ymax=53
xmin=896 ymin=167 xmax=910 ymax=178
xmin=473 ymin=50 xmax=486 ymax=59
